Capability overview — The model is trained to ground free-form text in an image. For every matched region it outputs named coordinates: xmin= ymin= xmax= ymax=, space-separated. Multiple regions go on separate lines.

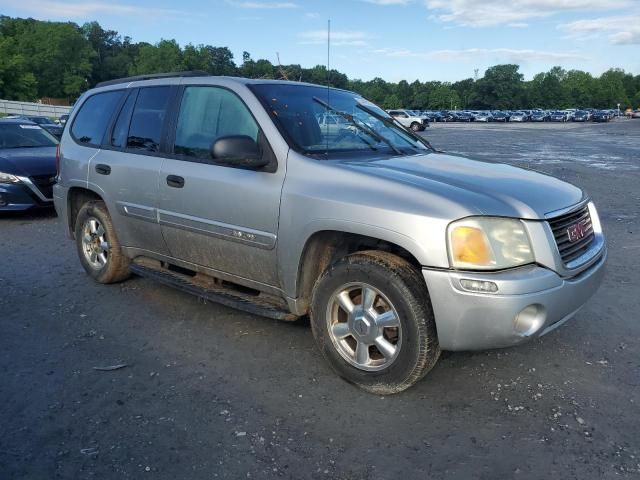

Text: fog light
xmin=514 ymin=304 xmax=546 ymax=337
xmin=460 ymin=279 xmax=498 ymax=293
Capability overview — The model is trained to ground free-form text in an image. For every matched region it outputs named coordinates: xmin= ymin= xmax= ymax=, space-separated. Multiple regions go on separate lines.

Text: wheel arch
xmin=287 ymin=226 xmax=426 ymax=315
xmin=66 ymin=186 xmax=105 ymax=238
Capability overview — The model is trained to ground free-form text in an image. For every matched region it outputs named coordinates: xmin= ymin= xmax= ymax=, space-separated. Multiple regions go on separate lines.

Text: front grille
xmin=30 ymin=174 xmax=56 ymax=199
xmin=548 ymin=204 xmax=595 ymax=266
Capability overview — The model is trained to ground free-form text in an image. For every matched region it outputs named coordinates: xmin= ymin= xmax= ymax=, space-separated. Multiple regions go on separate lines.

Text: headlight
xmin=0 ymin=172 xmax=20 ymax=183
xmin=447 ymin=217 xmax=534 ymax=270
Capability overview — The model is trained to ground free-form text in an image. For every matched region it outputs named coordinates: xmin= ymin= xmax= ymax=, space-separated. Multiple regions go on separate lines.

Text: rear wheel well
xmin=67 ymin=187 xmax=103 ymax=237
xmin=296 ymin=231 xmax=422 ymax=314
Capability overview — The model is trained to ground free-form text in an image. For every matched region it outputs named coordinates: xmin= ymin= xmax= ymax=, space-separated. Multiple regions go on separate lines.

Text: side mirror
xmin=210 ymin=135 xmax=268 ymax=169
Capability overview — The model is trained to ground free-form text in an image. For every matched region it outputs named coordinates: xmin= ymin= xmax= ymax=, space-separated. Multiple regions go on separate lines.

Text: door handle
xmin=95 ymin=164 xmax=111 ymax=175
xmin=166 ymin=175 xmax=185 ymax=188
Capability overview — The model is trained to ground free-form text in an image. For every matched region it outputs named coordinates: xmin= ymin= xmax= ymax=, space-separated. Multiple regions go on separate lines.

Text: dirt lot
xmin=1 ymin=120 xmax=639 ymax=479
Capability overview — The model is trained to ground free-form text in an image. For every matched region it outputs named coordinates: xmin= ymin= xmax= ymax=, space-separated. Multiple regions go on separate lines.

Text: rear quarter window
xmin=71 ymin=90 xmax=125 ymax=145
xmin=126 ymin=86 xmax=172 ymax=152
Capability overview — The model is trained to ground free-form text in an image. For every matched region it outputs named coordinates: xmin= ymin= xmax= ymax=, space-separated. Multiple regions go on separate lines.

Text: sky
xmin=1 ymin=0 xmax=639 ymax=82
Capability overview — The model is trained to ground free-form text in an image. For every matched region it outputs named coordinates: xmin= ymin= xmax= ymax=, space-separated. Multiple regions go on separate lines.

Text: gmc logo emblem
xmin=567 ymin=221 xmax=586 ymax=243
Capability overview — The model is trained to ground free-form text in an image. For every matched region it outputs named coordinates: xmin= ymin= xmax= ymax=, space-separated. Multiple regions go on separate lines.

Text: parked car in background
xmin=550 ymin=111 xmax=569 ymax=122
xmin=58 ymin=114 xmax=69 ymax=126
xmin=530 ymin=111 xmax=550 ymax=122
xmin=23 ymin=116 xmax=64 ymax=139
xmin=492 ymin=111 xmax=510 ymax=122
xmin=436 ymin=111 xmax=455 ymax=122
xmin=509 ymin=111 xmax=528 ymax=122
xmin=316 ymin=113 xmax=351 ymax=136
xmin=451 ymin=111 xmax=473 ymax=122
xmin=0 ymin=118 xmax=57 ymax=211
xmin=592 ymin=110 xmax=610 ymax=122
xmin=419 ymin=111 xmax=437 ymax=122
xmin=632 ymin=110 xmax=640 ymax=119
xmin=54 ymin=73 xmax=607 ymax=394
xmin=387 ymin=109 xmax=429 ymax=131
xmin=474 ymin=112 xmax=493 ymax=122
xmin=572 ymin=111 xmax=590 ymax=122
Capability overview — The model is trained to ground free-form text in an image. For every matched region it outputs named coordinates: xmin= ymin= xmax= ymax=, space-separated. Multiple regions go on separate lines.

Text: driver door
xmin=158 ymin=85 xmax=285 ymax=287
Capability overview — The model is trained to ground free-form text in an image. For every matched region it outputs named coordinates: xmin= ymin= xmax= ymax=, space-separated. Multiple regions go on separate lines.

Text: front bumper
xmin=422 ymin=247 xmax=606 ymax=351
xmin=0 ymin=180 xmax=53 ymax=211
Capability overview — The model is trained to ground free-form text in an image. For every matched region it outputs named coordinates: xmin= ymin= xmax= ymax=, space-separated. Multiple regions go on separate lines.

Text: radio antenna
xmin=276 ymin=52 xmax=289 ymax=80
xmin=325 ymin=19 xmax=331 ymax=157
xmin=327 ymin=19 xmax=331 ymax=90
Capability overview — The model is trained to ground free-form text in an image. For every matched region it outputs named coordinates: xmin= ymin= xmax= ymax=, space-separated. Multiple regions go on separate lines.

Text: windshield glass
xmin=250 ymin=84 xmax=431 ymax=158
xmin=0 ymin=123 xmax=58 ymax=149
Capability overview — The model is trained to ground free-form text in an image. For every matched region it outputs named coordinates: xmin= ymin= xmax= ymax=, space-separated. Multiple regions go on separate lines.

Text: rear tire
xmin=310 ymin=251 xmax=440 ymax=394
xmin=410 ymin=122 xmax=421 ymax=132
xmin=75 ymin=200 xmax=130 ymax=284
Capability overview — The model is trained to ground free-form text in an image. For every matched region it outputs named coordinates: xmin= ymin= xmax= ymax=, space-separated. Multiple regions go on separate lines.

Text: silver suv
xmin=54 ymin=73 xmax=606 ymax=394
xmin=387 ymin=109 xmax=429 ymax=131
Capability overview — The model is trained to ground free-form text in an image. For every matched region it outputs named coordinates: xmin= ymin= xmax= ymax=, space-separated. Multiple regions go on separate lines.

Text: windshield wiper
xmin=312 ymin=97 xmax=403 ymax=155
xmin=355 ymin=103 xmax=437 ymax=152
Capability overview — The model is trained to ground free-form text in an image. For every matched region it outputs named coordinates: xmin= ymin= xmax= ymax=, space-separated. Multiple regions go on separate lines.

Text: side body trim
xmin=157 ymin=209 xmax=277 ymax=250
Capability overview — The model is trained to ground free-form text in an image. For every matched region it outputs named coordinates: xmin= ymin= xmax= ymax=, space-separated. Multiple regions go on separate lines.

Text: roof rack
xmin=95 ymin=71 xmax=210 ymax=88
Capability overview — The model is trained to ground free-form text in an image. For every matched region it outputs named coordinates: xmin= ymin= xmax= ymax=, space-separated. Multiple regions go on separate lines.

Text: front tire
xmin=310 ymin=251 xmax=440 ymax=394
xmin=410 ymin=122 xmax=421 ymax=132
xmin=75 ymin=200 xmax=130 ymax=284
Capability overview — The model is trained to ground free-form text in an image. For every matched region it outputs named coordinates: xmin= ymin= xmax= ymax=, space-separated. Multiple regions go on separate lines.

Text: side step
xmin=129 ymin=263 xmax=298 ymax=321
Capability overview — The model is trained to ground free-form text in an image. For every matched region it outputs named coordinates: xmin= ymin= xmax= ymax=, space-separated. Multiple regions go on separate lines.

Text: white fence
xmin=0 ymin=99 xmax=71 ymax=118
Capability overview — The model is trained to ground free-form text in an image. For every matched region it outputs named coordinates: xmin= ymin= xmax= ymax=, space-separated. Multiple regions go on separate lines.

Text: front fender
xmin=277 ymin=218 xmax=447 ymax=299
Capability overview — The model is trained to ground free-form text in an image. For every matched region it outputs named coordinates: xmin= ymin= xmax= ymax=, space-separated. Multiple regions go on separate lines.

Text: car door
xmin=158 ymin=84 xmax=284 ymax=287
xmin=87 ymin=86 xmax=176 ymax=255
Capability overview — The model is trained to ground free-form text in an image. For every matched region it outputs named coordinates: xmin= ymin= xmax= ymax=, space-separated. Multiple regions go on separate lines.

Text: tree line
xmin=1 ymin=16 xmax=639 ymax=110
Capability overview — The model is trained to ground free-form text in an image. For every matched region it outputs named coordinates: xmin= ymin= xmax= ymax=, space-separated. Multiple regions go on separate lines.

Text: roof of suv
xmin=95 ymin=71 xmax=348 ymax=92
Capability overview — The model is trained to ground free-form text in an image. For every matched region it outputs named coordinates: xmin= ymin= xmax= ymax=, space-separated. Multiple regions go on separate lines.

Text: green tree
xmin=1 ymin=15 xmax=639 ymax=108
xmin=593 ymin=68 xmax=631 ymax=108
xmin=452 ymin=78 xmax=475 ymax=108
xmin=474 ymin=64 xmax=524 ymax=109
xmin=564 ymin=70 xmax=595 ymax=107
xmin=428 ymin=83 xmax=460 ymax=110
xmin=0 ymin=35 xmax=37 ymax=100
xmin=130 ymin=39 xmax=184 ymax=75
xmin=0 ymin=16 xmax=94 ymax=98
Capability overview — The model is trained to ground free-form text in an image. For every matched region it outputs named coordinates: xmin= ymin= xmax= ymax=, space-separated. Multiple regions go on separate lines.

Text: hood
xmin=337 ymin=152 xmax=584 ymax=219
xmin=0 ymin=146 xmax=57 ymax=177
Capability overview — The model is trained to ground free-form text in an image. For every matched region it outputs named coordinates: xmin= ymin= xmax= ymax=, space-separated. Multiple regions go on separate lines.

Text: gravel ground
xmin=1 ymin=119 xmax=639 ymax=479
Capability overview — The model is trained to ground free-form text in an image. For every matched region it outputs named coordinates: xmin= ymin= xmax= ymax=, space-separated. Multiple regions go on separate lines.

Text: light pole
xmin=617 ymin=103 xmax=620 ymax=118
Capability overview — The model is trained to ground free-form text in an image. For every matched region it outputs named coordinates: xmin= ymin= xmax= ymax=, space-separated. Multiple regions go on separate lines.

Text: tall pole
xmin=327 ymin=20 xmax=331 ymax=88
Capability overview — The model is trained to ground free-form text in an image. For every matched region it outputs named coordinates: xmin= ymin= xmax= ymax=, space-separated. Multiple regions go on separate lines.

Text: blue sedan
xmin=0 ymin=119 xmax=58 ymax=211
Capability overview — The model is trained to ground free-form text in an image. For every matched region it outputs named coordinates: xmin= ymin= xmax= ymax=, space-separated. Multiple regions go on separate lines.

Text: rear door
xmin=87 ymin=85 xmax=177 ymax=255
xmin=158 ymin=84 xmax=285 ymax=287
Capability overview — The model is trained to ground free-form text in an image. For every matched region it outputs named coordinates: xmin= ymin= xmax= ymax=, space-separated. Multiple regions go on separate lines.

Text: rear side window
xmin=111 ymin=90 xmax=137 ymax=148
xmin=126 ymin=87 xmax=172 ymax=152
xmin=71 ymin=90 xmax=125 ymax=145
xmin=174 ymin=86 xmax=258 ymax=160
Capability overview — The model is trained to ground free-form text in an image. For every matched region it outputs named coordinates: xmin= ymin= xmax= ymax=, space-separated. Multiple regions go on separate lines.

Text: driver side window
xmin=174 ymin=86 xmax=259 ymax=160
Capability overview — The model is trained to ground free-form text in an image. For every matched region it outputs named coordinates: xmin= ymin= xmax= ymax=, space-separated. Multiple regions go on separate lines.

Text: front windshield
xmin=0 ymin=123 xmax=58 ymax=149
xmin=250 ymin=83 xmax=431 ymax=158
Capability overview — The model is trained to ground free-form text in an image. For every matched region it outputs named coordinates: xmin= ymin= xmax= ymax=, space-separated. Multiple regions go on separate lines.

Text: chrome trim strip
xmin=544 ymin=197 xmax=589 ymax=219
xmin=157 ymin=209 xmax=276 ymax=250
xmin=115 ymin=201 xmax=157 ymax=223
xmin=15 ymin=175 xmax=53 ymax=202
